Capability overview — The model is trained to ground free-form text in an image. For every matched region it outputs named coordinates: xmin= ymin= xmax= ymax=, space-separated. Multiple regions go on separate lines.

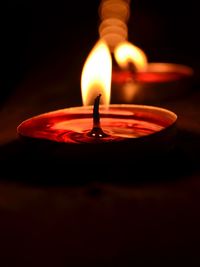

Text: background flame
xmin=81 ymin=40 xmax=112 ymax=106
xmin=114 ymin=41 xmax=148 ymax=71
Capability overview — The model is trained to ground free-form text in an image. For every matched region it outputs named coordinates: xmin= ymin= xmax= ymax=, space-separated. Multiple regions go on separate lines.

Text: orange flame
xmin=81 ymin=40 xmax=112 ymax=106
xmin=114 ymin=41 xmax=148 ymax=71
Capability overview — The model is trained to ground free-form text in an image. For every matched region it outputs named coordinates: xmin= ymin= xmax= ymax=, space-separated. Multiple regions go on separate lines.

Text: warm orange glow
xmin=81 ymin=40 xmax=112 ymax=106
xmin=100 ymin=25 xmax=127 ymax=40
xmin=98 ymin=1 xmax=129 ymax=50
xmin=99 ymin=18 xmax=128 ymax=35
xmin=114 ymin=41 xmax=148 ymax=71
xmin=99 ymin=0 xmax=130 ymax=22
xmin=102 ymin=33 xmax=126 ymax=52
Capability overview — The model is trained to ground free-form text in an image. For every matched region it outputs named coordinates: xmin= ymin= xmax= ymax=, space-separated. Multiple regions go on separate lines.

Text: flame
xmin=114 ymin=41 xmax=148 ymax=71
xmin=81 ymin=40 xmax=112 ymax=106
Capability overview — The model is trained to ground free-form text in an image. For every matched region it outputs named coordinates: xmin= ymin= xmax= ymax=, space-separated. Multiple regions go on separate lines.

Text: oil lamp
xmin=111 ymin=41 xmax=193 ymax=104
xmin=17 ymin=40 xmax=177 ymax=161
xmin=98 ymin=0 xmax=194 ymax=104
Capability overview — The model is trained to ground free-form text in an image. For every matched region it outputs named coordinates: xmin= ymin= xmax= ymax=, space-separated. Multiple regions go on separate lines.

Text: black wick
xmin=128 ymin=61 xmax=137 ymax=74
xmin=88 ymin=94 xmax=108 ymax=138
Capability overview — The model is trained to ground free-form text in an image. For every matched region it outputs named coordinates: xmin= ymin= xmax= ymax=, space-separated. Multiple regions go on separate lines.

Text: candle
xmin=17 ymin=40 xmax=177 ymax=157
xmin=111 ymin=42 xmax=194 ymax=104
xmin=17 ymin=102 xmax=176 ymax=144
xmin=97 ymin=1 xmax=193 ymax=105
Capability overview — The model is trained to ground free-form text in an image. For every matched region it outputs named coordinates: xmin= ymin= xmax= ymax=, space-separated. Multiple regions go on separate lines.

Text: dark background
xmin=0 ymin=1 xmax=200 ymax=266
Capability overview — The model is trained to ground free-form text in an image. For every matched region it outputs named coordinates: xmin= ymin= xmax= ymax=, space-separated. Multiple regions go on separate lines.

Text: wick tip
xmin=96 ymin=94 xmax=101 ymax=100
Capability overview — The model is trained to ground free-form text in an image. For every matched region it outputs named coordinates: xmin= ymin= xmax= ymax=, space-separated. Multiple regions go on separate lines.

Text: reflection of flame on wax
xmin=81 ymin=40 xmax=112 ymax=106
xmin=114 ymin=41 xmax=148 ymax=71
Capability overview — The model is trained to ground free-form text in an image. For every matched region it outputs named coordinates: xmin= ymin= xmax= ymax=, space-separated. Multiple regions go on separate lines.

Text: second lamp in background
xmin=98 ymin=0 xmax=194 ymax=105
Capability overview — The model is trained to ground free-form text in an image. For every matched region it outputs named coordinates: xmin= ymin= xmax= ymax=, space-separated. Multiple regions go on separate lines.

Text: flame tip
xmin=114 ymin=41 xmax=148 ymax=71
xmin=81 ymin=40 xmax=112 ymax=106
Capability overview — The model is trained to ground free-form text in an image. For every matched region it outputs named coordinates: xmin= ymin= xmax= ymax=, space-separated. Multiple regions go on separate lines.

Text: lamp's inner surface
xmin=17 ymin=105 xmax=177 ymax=144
